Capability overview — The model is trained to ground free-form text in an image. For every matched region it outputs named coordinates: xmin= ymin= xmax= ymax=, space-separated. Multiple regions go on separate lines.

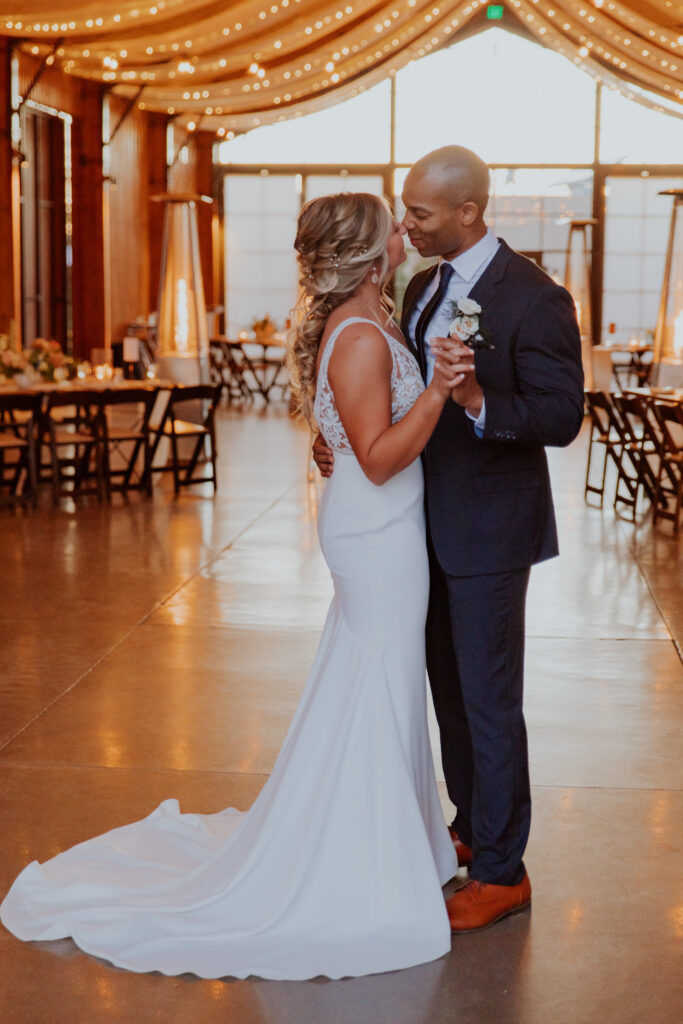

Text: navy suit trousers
xmin=426 ymin=538 xmax=531 ymax=887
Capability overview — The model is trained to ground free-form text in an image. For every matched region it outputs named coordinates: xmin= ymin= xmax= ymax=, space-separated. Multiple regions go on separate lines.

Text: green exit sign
xmin=487 ymin=4 xmax=504 ymax=18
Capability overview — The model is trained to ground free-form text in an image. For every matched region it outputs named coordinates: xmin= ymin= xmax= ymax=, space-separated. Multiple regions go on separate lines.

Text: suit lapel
xmin=401 ymin=264 xmax=438 ymax=359
xmin=466 ymin=239 xmax=513 ymax=313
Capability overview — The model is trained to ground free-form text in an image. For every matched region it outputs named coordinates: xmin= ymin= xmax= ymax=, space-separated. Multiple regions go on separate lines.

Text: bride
xmin=0 ymin=193 xmax=468 ymax=981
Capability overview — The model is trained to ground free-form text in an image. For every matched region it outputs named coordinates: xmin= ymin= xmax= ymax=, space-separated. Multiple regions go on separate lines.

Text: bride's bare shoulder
xmin=325 ymin=327 xmax=391 ymax=390
xmin=320 ymin=303 xmax=386 ymax=358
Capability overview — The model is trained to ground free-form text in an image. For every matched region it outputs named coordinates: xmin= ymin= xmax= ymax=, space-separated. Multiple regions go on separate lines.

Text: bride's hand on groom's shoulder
xmin=312 ymin=434 xmax=334 ymax=477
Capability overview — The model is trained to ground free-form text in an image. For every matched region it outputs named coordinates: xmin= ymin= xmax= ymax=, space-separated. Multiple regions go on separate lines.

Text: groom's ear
xmin=460 ymin=201 xmax=480 ymax=227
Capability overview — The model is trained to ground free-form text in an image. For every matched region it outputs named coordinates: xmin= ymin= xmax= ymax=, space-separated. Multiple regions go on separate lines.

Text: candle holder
xmin=123 ymin=335 xmax=140 ymax=379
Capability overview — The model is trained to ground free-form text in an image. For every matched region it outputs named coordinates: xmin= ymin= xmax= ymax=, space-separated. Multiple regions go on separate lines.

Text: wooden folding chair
xmin=151 ymin=383 xmax=222 ymax=494
xmin=99 ymin=387 xmax=157 ymax=499
xmin=650 ymin=400 xmax=683 ymax=531
xmin=40 ymin=390 xmax=104 ymax=503
xmin=584 ymin=391 xmax=623 ymax=508
xmin=209 ymin=339 xmax=252 ymax=403
xmin=0 ymin=392 xmax=41 ymax=505
xmin=612 ymin=393 xmax=658 ymax=518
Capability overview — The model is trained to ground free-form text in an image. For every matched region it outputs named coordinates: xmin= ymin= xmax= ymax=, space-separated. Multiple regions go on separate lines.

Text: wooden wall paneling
xmin=0 ymin=38 xmax=14 ymax=336
xmin=146 ymin=112 xmax=168 ymax=313
xmin=17 ymin=51 xmax=81 ymax=118
xmin=108 ymin=96 xmax=151 ymax=342
xmin=70 ymin=81 xmax=105 ymax=361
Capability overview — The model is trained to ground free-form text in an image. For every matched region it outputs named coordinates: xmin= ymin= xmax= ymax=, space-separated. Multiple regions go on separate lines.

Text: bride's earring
xmin=371 ymin=264 xmax=379 ymax=284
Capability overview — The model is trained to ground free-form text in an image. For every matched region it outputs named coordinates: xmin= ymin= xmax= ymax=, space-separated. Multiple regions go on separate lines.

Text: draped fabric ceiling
xmin=4 ymin=0 xmax=683 ymax=134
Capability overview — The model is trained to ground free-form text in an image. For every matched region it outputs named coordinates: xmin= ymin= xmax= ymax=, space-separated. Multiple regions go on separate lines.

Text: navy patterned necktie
xmin=414 ymin=262 xmax=454 ymax=376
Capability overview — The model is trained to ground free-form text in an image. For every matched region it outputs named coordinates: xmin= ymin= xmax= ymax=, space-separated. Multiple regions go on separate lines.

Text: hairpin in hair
xmin=329 ymin=254 xmax=341 ymax=268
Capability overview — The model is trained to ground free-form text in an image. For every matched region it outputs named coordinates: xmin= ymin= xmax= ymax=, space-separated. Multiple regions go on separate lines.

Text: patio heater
xmin=652 ymin=189 xmax=683 ymax=388
xmin=153 ymin=193 xmax=212 ymax=385
xmin=564 ymin=218 xmax=597 ymax=390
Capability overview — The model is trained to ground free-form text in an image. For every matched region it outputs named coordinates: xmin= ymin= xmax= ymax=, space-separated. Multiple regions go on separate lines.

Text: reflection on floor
xmin=1 ymin=408 xmax=681 ymax=1024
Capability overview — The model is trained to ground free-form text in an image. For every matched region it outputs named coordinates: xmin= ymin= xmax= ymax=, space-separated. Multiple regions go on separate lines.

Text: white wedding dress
xmin=0 ymin=317 xmax=457 ymax=980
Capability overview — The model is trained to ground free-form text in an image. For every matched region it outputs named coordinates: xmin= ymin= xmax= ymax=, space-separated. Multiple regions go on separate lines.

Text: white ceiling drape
xmin=3 ymin=1 xmax=682 ymax=130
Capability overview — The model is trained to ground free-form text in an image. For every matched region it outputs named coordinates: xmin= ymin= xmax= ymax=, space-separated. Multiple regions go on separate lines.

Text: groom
xmin=314 ymin=145 xmax=584 ymax=932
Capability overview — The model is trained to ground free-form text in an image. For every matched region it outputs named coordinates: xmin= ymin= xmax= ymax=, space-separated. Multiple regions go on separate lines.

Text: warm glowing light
xmin=574 ymin=299 xmax=583 ymax=331
xmin=174 ymin=278 xmax=189 ymax=352
xmin=568 ymin=902 xmax=584 ymax=928
xmin=669 ymin=905 xmax=683 ymax=938
xmin=673 ymin=310 xmax=683 ymax=359
xmin=6 ymin=0 xmax=679 ymax=129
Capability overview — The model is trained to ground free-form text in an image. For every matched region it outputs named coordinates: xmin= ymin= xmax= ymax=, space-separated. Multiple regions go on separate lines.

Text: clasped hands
xmin=312 ymin=337 xmax=483 ymax=479
xmin=430 ymin=336 xmax=484 ymax=419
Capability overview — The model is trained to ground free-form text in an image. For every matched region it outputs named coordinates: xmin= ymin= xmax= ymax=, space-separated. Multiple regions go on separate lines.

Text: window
xmin=20 ymin=106 xmax=71 ymax=348
xmin=217 ymin=25 xmax=682 ymax=341
xmin=218 ymin=81 xmax=391 ymax=165
xmin=600 ymin=89 xmax=683 ymax=165
xmin=602 ymin=175 xmax=682 ymax=344
xmin=224 ymin=175 xmax=300 ymax=336
xmin=395 ymin=29 xmax=596 ymax=164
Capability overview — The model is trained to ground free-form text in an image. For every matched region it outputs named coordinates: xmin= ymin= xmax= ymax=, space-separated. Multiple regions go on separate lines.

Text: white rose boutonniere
xmin=448 ymin=298 xmax=494 ymax=351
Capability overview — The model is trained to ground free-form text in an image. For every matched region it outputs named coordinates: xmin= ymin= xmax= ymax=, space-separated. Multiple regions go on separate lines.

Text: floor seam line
xmin=625 ymin=521 xmax=683 ymax=665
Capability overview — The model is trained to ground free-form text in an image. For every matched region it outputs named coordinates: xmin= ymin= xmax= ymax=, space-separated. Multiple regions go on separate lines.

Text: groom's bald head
xmin=408 ymin=146 xmax=490 ymax=215
xmin=401 ymin=146 xmax=491 ymax=260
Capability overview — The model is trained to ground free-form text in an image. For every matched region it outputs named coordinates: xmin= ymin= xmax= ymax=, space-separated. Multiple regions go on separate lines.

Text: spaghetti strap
xmin=318 ymin=317 xmax=385 ymax=375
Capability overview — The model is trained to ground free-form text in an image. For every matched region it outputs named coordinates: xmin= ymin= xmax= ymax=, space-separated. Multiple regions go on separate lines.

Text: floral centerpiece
xmin=251 ymin=315 xmax=277 ymax=343
xmin=26 ymin=338 xmax=80 ymax=382
xmin=0 ymin=334 xmax=26 ymax=380
xmin=0 ymin=335 xmax=82 ymax=385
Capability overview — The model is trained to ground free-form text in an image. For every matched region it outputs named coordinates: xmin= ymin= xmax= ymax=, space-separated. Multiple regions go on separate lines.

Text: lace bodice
xmin=313 ymin=317 xmax=424 ymax=453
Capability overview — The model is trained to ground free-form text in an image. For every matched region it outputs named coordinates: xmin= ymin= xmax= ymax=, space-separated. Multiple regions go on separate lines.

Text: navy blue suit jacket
xmin=400 ymin=239 xmax=584 ymax=577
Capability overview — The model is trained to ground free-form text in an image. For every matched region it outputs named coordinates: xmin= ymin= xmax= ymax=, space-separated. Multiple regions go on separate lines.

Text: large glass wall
xmin=217 ymin=27 xmax=683 ymax=341
xmin=603 ymin=176 xmax=682 ymax=345
xmin=394 ymin=30 xmax=596 ymax=165
xmin=224 ymin=174 xmax=300 ymax=337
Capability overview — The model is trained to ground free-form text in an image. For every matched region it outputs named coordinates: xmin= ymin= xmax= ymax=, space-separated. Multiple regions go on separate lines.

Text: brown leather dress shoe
xmin=446 ymin=873 xmax=531 ymax=933
xmin=447 ymin=827 xmax=472 ymax=868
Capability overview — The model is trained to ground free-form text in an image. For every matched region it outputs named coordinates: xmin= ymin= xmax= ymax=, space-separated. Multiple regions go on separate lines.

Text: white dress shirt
xmin=407 ymin=227 xmax=500 ymax=432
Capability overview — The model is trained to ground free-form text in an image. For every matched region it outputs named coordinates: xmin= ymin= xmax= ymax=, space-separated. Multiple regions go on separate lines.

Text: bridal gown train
xmin=0 ymin=317 xmax=457 ymax=980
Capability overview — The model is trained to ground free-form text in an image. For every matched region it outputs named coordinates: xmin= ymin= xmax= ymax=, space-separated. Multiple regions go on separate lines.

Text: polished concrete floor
xmin=1 ymin=408 xmax=681 ymax=1024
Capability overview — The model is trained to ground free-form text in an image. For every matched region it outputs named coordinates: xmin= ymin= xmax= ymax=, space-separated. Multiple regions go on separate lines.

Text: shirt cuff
xmin=465 ymin=397 xmax=486 ymax=438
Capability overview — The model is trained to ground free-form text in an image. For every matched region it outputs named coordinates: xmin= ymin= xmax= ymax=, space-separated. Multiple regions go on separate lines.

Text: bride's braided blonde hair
xmin=287 ymin=192 xmax=395 ymax=426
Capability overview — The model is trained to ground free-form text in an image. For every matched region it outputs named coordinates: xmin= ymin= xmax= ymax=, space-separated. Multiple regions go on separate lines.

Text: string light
xmin=5 ymin=0 xmax=680 ymax=127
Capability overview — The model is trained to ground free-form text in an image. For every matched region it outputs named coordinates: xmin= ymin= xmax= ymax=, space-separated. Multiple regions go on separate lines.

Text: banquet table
xmin=211 ymin=336 xmax=288 ymax=403
xmin=0 ymin=379 xmax=176 ymax=486
xmin=598 ymin=342 xmax=654 ymax=388
xmin=0 ymin=377 xmax=173 ymax=395
xmin=623 ymin=386 xmax=683 ymax=404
